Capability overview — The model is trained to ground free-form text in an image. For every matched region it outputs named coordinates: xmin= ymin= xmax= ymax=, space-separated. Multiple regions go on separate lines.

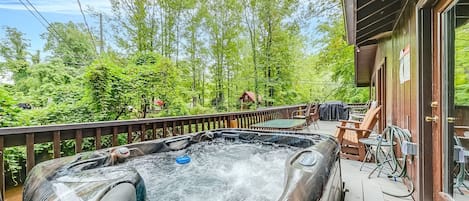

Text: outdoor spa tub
xmin=23 ymin=129 xmax=343 ymax=201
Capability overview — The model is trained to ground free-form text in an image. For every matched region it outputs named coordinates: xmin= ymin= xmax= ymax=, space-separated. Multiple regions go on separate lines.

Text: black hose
xmin=376 ymin=125 xmax=415 ymax=198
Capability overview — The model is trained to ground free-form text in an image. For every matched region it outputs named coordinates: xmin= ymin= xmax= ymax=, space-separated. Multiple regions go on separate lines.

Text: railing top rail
xmin=0 ymin=104 xmax=305 ymax=135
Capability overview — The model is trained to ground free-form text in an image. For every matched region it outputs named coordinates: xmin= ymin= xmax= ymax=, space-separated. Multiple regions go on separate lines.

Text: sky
xmin=0 ymin=0 xmax=112 ymax=52
xmin=0 ymin=0 xmax=322 ymax=55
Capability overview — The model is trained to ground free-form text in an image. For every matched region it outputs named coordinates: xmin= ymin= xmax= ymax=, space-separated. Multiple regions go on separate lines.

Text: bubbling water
xmin=117 ymin=140 xmax=298 ymax=201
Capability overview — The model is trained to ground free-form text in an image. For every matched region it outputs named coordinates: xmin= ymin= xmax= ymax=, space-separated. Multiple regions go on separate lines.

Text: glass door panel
xmin=443 ymin=1 xmax=469 ymax=199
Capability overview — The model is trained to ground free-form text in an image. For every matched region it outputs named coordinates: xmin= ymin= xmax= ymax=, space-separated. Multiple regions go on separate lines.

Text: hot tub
xmin=23 ymin=129 xmax=343 ymax=201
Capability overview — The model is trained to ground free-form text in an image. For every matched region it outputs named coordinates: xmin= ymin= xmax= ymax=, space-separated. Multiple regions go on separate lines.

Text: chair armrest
xmin=336 ymin=126 xmax=372 ymax=133
xmin=337 ymin=120 xmax=361 ymax=128
xmin=338 ymin=120 xmax=362 ymax=124
xmin=349 ymin=113 xmax=365 ymax=118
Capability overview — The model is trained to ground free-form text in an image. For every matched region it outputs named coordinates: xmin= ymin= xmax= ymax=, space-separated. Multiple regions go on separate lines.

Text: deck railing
xmin=0 ymin=104 xmax=305 ymax=199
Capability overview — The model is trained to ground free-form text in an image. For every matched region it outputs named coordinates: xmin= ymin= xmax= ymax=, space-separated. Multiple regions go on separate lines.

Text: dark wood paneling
xmin=372 ymin=1 xmax=421 ymax=199
xmin=418 ymin=7 xmax=434 ymax=201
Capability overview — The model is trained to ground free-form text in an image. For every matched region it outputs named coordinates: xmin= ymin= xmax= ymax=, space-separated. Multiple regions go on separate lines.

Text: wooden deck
xmin=307 ymin=120 xmax=414 ymax=201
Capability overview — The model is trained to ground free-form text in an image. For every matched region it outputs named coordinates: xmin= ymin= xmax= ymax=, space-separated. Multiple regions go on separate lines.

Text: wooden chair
xmin=292 ymin=103 xmax=313 ymax=119
xmin=292 ymin=103 xmax=319 ymax=129
xmin=308 ymin=103 xmax=320 ymax=129
xmin=349 ymin=101 xmax=377 ymax=121
xmin=335 ymin=106 xmax=381 ymax=161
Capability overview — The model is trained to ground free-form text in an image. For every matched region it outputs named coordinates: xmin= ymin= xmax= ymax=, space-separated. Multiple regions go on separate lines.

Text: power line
xmin=17 ymin=0 xmax=97 ymax=66
xmin=17 ymin=0 xmax=49 ymax=35
xmin=21 ymin=0 xmax=63 ymax=42
xmin=76 ymin=0 xmax=99 ymax=55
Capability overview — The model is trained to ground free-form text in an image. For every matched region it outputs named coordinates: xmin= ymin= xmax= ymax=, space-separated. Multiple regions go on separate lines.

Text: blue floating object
xmin=176 ymin=155 xmax=191 ymax=164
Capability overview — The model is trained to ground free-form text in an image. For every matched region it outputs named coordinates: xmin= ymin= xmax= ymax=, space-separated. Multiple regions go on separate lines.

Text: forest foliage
xmin=0 ymin=0 xmax=366 ymax=128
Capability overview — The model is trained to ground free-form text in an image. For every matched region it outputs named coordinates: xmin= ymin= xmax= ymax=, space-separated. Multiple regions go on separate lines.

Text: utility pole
xmin=99 ymin=13 xmax=104 ymax=54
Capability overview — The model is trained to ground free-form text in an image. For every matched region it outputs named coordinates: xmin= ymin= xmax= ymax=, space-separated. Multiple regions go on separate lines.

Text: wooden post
xmin=112 ymin=127 xmax=118 ymax=146
xmin=163 ymin=122 xmax=168 ymax=138
xmin=188 ymin=120 xmax=193 ymax=133
xmin=127 ymin=125 xmax=133 ymax=144
xmin=172 ymin=121 xmax=177 ymax=136
xmin=239 ymin=115 xmax=243 ymax=128
xmin=152 ymin=123 xmax=157 ymax=139
xmin=0 ymin=136 xmax=4 ymax=201
xmin=75 ymin=130 xmax=83 ymax=153
xmin=140 ymin=124 xmax=146 ymax=142
xmin=95 ymin=128 xmax=102 ymax=150
xmin=229 ymin=116 xmax=238 ymax=128
xmin=26 ymin=133 xmax=35 ymax=174
xmin=53 ymin=131 xmax=61 ymax=158
xmin=180 ymin=121 xmax=185 ymax=135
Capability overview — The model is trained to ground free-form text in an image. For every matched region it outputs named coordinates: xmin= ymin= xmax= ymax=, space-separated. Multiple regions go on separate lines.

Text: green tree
xmin=0 ymin=27 xmax=29 ymax=62
xmin=84 ymin=54 xmax=131 ymax=120
xmin=205 ymin=0 xmax=242 ymax=110
xmin=128 ymin=52 xmax=187 ymax=117
xmin=315 ymin=14 xmax=368 ymax=103
xmin=13 ymin=58 xmax=78 ymax=107
xmin=42 ymin=22 xmax=96 ymax=67
xmin=110 ymin=0 xmax=158 ymax=53
xmin=183 ymin=0 xmax=207 ymax=107
xmin=0 ymin=27 xmax=30 ymax=85
xmin=0 ymin=87 xmax=21 ymax=127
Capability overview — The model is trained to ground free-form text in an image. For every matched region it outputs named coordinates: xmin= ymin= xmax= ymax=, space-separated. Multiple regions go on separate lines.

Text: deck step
xmin=362 ymin=179 xmax=384 ymax=201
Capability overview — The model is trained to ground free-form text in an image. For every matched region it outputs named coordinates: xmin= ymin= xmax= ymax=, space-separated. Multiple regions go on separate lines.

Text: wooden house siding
xmin=370 ymin=1 xmax=421 ymax=199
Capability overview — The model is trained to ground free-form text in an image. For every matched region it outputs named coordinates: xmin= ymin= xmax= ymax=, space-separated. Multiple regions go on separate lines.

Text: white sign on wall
xmin=399 ymin=45 xmax=410 ymax=84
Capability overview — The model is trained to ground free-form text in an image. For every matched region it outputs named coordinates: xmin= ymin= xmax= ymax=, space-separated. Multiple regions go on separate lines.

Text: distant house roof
xmin=239 ymin=91 xmax=262 ymax=102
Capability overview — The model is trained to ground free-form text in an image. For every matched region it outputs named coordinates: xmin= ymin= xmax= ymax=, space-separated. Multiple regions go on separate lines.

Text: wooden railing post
xmin=152 ymin=123 xmax=157 ymax=140
xmin=202 ymin=119 xmax=206 ymax=130
xmin=172 ymin=121 xmax=177 ymax=136
xmin=188 ymin=120 xmax=193 ymax=133
xmin=140 ymin=124 xmax=146 ymax=142
xmin=0 ymin=136 xmax=4 ymax=201
xmin=26 ymin=133 xmax=35 ymax=174
xmin=95 ymin=128 xmax=101 ymax=150
xmin=112 ymin=127 xmax=118 ymax=146
xmin=75 ymin=130 xmax=82 ymax=153
xmin=180 ymin=121 xmax=185 ymax=135
xmin=53 ymin=131 xmax=61 ymax=158
xmin=127 ymin=126 xmax=133 ymax=144
xmin=163 ymin=122 xmax=168 ymax=137
xmin=229 ymin=116 xmax=238 ymax=128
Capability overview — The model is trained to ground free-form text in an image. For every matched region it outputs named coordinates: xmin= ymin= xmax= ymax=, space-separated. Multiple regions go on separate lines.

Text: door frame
xmin=432 ymin=0 xmax=457 ymax=199
xmin=417 ymin=1 xmax=434 ymax=200
xmin=377 ymin=59 xmax=387 ymax=133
